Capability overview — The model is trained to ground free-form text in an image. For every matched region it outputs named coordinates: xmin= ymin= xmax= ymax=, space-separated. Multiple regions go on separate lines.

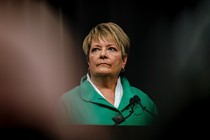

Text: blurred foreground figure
xmin=0 ymin=0 xmax=82 ymax=139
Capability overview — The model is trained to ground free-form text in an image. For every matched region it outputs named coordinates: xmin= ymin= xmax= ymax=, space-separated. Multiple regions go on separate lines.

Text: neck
xmin=90 ymin=75 xmax=118 ymax=90
xmin=91 ymin=76 xmax=118 ymax=105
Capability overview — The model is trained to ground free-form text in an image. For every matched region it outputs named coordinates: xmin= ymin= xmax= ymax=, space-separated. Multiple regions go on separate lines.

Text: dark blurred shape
xmin=0 ymin=0 xmax=83 ymax=139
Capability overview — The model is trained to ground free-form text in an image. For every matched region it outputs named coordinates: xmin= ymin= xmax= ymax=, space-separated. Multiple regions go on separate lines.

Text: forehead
xmin=91 ymin=36 xmax=116 ymax=45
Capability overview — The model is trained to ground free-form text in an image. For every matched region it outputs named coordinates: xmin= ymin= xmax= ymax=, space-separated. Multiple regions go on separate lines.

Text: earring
xmin=121 ymin=67 xmax=125 ymax=72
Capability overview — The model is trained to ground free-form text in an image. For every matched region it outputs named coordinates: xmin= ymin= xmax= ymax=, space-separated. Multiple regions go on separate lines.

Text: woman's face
xmin=88 ymin=37 xmax=127 ymax=78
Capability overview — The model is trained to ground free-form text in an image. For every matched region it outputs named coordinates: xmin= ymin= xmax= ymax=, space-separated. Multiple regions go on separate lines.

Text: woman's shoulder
xmin=130 ymin=86 xmax=147 ymax=96
xmin=121 ymin=76 xmax=151 ymax=99
xmin=130 ymin=86 xmax=158 ymax=112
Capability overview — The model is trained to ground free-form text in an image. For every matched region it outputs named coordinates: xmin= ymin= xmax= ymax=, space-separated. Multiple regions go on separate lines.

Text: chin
xmin=95 ymin=72 xmax=112 ymax=77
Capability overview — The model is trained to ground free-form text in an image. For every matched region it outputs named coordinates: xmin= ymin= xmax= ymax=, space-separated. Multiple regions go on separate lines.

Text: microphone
xmin=129 ymin=97 xmax=135 ymax=113
xmin=133 ymin=95 xmax=146 ymax=109
xmin=112 ymin=113 xmax=125 ymax=125
xmin=112 ymin=96 xmax=136 ymax=125
xmin=133 ymin=95 xmax=158 ymax=119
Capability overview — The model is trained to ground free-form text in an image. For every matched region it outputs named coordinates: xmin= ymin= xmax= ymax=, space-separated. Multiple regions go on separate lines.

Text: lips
xmin=97 ymin=63 xmax=111 ymax=66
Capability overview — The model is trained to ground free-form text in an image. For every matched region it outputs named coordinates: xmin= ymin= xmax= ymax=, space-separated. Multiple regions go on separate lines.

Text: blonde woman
xmin=59 ymin=22 xmax=158 ymax=126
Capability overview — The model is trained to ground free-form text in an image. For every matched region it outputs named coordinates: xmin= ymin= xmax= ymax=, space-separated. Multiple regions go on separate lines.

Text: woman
xmin=58 ymin=22 xmax=158 ymax=126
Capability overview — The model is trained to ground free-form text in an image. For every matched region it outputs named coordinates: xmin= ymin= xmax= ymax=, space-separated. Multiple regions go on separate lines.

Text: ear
xmin=87 ymin=55 xmax=90 ymax=65
xmin=88 ymin=61 xmax=90 ymax=68
xmin=122 ymin=54 xmax=128 ymax=68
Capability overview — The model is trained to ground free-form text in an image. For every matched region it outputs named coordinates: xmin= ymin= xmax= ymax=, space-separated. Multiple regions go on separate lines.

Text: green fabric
xmin=59 ymin=75 xmax=158 ymax=126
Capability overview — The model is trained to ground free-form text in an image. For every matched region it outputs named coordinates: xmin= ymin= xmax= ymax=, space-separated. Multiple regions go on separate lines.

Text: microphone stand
xmin=113 ymin=97 xmax=135 ymax=126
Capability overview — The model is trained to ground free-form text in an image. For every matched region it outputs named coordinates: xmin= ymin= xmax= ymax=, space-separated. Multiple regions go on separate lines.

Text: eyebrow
xmin=91 ymin=43 xmax=117 ymax=47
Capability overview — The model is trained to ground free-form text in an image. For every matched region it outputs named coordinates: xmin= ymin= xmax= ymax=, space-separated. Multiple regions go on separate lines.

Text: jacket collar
xmin=80 ymin=75 xmax=115 ymax=108
xmin=79 ymin=75 xmax=135 ymax=111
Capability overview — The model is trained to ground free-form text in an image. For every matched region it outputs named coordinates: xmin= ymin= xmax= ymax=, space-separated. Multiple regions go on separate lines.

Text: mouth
xmin=97 ymin=63 xmax=111 ymax=66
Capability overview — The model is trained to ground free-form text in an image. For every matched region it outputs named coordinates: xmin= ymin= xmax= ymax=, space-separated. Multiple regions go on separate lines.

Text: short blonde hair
xmin=82 ymin=22 xmax=130 ymax=59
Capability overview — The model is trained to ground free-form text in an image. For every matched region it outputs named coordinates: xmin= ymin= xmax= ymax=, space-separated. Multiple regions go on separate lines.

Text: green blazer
xmin=59 ymin=75 xmax=158 ymax=126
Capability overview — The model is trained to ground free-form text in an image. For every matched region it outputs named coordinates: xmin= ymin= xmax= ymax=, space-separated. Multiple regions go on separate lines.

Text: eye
xmin=108 ymin=47 xmax=117 ymax=52
xmin=91 ymin=47 xmax=100 ymax=53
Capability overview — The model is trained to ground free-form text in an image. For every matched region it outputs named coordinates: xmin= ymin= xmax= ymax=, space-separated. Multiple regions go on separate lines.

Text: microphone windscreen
xmin=112 ymin=113 xmax=124 ymax=124
xmin=129 ymin=97 xmax=135 ymax=105
xmin=134 ymin=95 xmax=140 ymax=103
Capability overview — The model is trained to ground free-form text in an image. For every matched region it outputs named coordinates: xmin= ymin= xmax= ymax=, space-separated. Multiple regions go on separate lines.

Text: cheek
xmin=89 ymin=54 xmax=96 ymax=60
xmin=116 ymin=58 xmax=124 ymax=65
xmin=113 ymin=60 xmax=124 ymax=70
xmin=89 ymin=55 xmax=98 ymax=63
xmin=88 ymin=57 xmax=96 ymax=67
xmin=89 ymin=56 xmax=96 ymax=63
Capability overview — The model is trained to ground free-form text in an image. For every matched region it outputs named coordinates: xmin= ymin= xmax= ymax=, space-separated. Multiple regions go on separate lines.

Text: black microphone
xmin=129 ymin=97 xmax=135 ymax=113
xmin=112 ymin=113 xmax=125 ymax=125
xmin=112 ymin=96 xmax=136 ymax=125
xmin=133 ymin=95 xmax=146 ymax=109
xmin=133 ymin=95 xmax=158 ymax=119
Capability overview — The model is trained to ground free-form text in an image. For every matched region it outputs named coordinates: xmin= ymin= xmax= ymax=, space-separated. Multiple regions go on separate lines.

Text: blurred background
xmin=1 ymin=0 xmax=210 ymax=139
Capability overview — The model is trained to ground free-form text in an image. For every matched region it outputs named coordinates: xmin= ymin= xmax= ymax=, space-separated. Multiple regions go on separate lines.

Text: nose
xmin=100 ymin=48 xmax=107 ymax=58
